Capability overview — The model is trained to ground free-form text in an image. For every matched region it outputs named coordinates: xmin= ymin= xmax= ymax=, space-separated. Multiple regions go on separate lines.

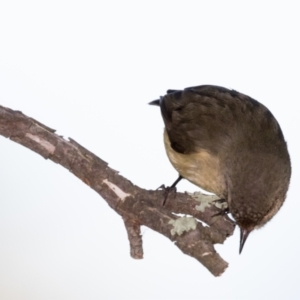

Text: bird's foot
xmin=157 ymin=185 xmax=177 ymax=206
xmin=156 ymin=175 xmax=183 ymax=206
xmin=211 ymin=207 xmax=230 ymax=217
xmin=213 ymin=198 xmax=227 ymax=204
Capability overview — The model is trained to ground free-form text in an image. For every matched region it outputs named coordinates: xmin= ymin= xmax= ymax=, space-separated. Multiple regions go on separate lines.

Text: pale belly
xmin=163 ymin=130 xmax=226 ymax=197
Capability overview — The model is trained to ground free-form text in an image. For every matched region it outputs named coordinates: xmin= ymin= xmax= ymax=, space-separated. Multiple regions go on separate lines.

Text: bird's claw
xmin=157 ymin=184 xmax=166 ymax=190
xmin=212 ymin=207 xmax=230 ymax=217
xmin=213 ymin=198 xmax=227 ymax=204
xmin=157 ymin=185 xmax=177 ymax=206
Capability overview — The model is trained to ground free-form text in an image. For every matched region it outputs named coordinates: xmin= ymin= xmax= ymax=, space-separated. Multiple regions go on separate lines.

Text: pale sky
xmin=0 ymin=1 xmax=299 ymax=299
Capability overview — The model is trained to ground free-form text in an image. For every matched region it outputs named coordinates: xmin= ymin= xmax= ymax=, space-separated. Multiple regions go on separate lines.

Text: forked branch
xmin=0 ymin=105 xmax=235 ymax=276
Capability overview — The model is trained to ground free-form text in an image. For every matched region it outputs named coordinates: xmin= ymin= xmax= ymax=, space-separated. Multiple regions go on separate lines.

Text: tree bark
xmin=0 ymin=105 xmax=235 ymax=276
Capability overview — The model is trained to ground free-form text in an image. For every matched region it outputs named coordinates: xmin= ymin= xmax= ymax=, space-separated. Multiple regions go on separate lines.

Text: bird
xmin=149 ymin=85 xmax=291 ymax=254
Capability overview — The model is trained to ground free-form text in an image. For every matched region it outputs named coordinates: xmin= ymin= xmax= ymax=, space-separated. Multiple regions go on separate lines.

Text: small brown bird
xmin=150 ymin=85 xmax=291 ymax=253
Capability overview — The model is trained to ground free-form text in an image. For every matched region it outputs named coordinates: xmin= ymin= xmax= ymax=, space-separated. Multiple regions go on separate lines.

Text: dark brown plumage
xmin=150 ymin=85 xmax=291 ymax=253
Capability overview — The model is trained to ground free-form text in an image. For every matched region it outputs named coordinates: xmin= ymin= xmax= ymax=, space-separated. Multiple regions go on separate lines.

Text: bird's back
xmin=160 ymin=85 xmax=284 ymax=156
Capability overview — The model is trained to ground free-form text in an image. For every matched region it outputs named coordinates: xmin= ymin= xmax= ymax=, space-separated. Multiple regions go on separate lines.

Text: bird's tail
xmin=149 ymin=90 xmax=180 ymax=106
xmin=148 ymin=99 xmax=160 ymax=106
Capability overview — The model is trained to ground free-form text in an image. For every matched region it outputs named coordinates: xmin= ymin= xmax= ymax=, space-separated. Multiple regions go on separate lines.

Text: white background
xmin=0 ymin=1 xmax=299 ymax=299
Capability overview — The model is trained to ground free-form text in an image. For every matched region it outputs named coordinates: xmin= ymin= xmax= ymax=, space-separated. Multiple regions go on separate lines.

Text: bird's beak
xmin=239 ymin=228 xmax=251 ymax=254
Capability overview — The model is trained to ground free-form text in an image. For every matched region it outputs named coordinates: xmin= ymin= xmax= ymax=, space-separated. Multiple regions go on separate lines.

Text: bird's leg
xmin=157 ymin=175 xmax=183 ymax=206
xmin=170 ymin=175 xmax=183 ymax=188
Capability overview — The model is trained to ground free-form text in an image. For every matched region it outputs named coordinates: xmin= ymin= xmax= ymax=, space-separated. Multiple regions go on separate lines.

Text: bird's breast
xmin=163 ymin=130 xmax=226 ymax=197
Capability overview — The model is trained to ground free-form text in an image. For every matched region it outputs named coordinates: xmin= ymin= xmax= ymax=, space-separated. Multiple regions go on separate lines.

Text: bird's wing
xmin=160 ymin=85 xmax=278 ymax=155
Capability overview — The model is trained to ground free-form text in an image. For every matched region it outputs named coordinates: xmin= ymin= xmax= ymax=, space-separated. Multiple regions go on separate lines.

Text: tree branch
xmin=123 ymin=217 xmax=143 ymax=259
xmin=0 ymin=105 xmax=235 ymax=276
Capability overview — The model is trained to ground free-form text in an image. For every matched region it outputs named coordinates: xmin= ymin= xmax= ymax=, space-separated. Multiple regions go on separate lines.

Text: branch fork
xmin=0 ymin=105 xmax=235 ymax=276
